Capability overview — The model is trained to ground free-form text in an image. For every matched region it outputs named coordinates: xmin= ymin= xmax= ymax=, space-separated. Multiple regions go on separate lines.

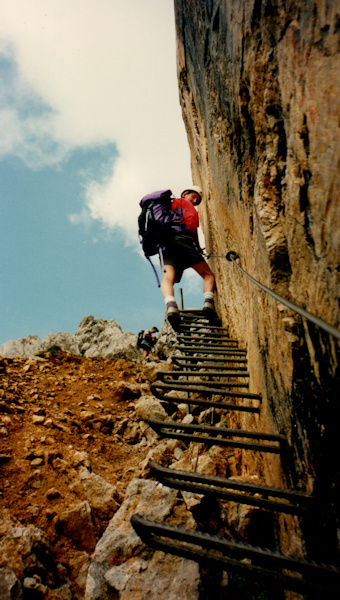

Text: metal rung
xmin=148 ymin=420 xmax=284 ymax=443
xmin=147 ymin=419 xmax=285 ymax=454
xmin=147 ymin=419 xmax=282 ymax=454
xmin=179 ymin=324 xmax=229 ymax=333
xmin=131 ymin=516 xmax=340 ymax=595
xmin=179 ymin=309 xmax=219 ymax=317
xmin=177 ymin=342 xmax=240 ymax=349
xmin=177 ymin=343 xmax=245 ymax=351
xmin=177 ymin=345 xmax=247 ymax=355
xmin=151 ymin=381 xmax=261 ymax=400
xmin=158 ymin=370 xmax=250 ymax=379
xmin=151 ymin=388 xmax=260 ymax=413
xmin=177 ymin=331 xmax=234 ymax=338
xmin=173 ymin=365 xmax=249 ymax=372
xmin=177 ymin=334 xmax=239 ymax=343
xmin=179 ymin=315 xmax=220 ymax=324
xmin=156 ymin=376 xmax=249 ymax=389
xmin=172 ymin=357 xmax=248 ymax=367
xmin=149 ymin=461 xmax=312 ymax=504
xmin=179 ymin=309 xmax=218 ymax=314
xmin=149 ymin=462 xmax=312 ymax=515
xmin=179 ymin=308 xmax=216 ymax=313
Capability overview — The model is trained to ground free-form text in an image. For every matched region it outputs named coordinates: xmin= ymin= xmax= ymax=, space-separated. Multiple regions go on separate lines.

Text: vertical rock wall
xmin=174 ymin=0 xmax=339 ymax=560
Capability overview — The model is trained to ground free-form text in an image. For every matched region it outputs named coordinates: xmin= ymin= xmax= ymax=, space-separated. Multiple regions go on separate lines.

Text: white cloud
xmin=182 ymin=269 xmax=203 ymax=296
xmin=0 ymin=0 xmax=192 ymax=241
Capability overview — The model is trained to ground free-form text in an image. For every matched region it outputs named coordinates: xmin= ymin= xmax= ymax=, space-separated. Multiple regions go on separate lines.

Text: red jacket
xmin=171 ymin=197 xmax=199 ymax=234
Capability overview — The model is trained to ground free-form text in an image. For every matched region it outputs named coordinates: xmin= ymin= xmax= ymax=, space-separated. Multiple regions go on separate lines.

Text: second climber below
xmin=161 ymin=185 xmax=216 ymax=327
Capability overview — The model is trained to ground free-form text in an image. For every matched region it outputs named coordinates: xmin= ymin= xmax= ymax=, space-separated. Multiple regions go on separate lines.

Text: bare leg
xmin=160 ymin=265 xmax=176 ymax=299
xmin=160 ymin=265 xmax=181 ymax=328
xmin=192 ymin=260 xmax=216 ymax=292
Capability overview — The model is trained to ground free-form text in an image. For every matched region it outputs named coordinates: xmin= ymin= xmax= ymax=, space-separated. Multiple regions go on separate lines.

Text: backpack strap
xmin=146 ymin=246 xmax=167 ymax=288
xmin=159 ymin=246 xmax=165 ymax=276
xmin=146 ymin=255 xmax=161 ymax=287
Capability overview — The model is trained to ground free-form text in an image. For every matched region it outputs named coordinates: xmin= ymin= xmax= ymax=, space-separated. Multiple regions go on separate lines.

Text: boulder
xmin=0 ymin=568 xmax=22 ymax=600
xmin=0 ymin=336 xmax=42 ymax=359
xmin=85 ymin=478 xmax=179 ymax=600
xmin=75 ymin=315 xmax=138 ymax=359
xmin=0 ymin=526 xmax=57 ymax=587
xmin=57 ymin=501 xmax=96 ymax=553
xmin=135 ymin=396 xmax=168 ymax=422
xmin=105 ymin=552 xmax=200 ymax=600
xmin=78 ymin=468 xmax=119 ymax=520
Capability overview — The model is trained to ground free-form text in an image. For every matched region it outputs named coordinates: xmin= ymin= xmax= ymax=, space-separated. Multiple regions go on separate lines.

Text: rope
xmin=205 ymin=251 xmax=340 ymax=341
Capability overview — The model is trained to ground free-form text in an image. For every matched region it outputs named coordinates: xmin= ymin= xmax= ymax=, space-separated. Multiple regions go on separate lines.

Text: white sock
xmin=203 ymin=292 xmax=214 ymax=301
xmin=164 ymin=295 xmax=176 ymax=305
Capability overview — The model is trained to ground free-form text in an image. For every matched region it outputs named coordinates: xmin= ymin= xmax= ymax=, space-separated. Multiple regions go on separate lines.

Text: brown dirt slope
xmin=0 ymin=349 xmax=154 ymax=596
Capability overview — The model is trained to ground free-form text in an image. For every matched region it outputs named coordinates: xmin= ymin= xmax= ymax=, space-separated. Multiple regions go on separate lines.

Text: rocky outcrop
xmin=0 ymin=315 xmax=138 ymax=360
xmin=174 ymin=0 xmax=339 ymax=563
xmin=0 ymin=335 xmax=46 ymax=359
xmin=85 ymin=478 xmax=199 ymax=600
xmin=0 ymin=526 xmax=61 ymax=595
xmin=0 ymin=315 xmax=178 ymax=363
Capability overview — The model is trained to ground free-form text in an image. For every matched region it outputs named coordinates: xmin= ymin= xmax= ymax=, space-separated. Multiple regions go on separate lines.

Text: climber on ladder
xmin=138 ymin=186 xmax=216 ymax=329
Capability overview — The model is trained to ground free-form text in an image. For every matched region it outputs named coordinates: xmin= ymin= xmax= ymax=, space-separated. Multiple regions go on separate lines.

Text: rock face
xmin=85 ymin=478 xmax=200 ymax=600
xmin=174 ymin=0 xmax=339 ymax=560
xmin=0 ymin=315 xmax=138 ymax=360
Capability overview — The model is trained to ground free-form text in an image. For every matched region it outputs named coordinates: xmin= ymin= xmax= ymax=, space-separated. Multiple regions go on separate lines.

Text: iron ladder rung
xmin=149 ymin=461 xmax=313 ymax=505
xmin=156 ymin=376 xmax=249 ymax=389
xmin=179 ymin=316 xmax=221 ymax=325
xmin=176 ymin=334 xmax=239 ymax=343
xmin=147 ymin=419 xmax=283 ymax=454
xmin=172 ymin=357 xmax=248 ymax=367
xmin=157 ymin=370 xmax=250 ymax=379
xmin=178 ymin=324 xmax=229 ymax=333
xmin=149 ymin=462 xmax=312 ymax=515
xmin=131 ymin=515 xmax=340 ymax=595
xmin=176 ymin=344 xmax=247 ymax=355
xmin=151 ymin=381 xmax=261 ymax=400
xmin=151 ymin=389 xmax=260 ymax=414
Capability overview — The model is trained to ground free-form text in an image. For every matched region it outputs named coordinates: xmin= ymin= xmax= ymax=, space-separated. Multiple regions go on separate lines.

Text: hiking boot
xmin=166 ymin=300 xmax=179 ymax=315
xmin=203 ymin=299 xmax=217 ymax=323
xmin=202 ymin=298 xmax=215 ymax=313
xmin=166 ymin=301 xmax=180 ymax=330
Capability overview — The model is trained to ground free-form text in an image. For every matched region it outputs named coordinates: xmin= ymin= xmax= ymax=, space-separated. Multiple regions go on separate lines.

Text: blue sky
xmin=0 ymin=0 xmax=205 ymax=345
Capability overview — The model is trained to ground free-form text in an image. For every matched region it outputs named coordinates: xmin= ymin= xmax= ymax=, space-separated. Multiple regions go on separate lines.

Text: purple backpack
xmin=138 ymin=189 xmax=185 ymax=285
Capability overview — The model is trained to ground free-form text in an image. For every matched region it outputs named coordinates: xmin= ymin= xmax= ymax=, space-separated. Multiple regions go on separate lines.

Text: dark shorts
xmin=140 ymin=339 xmax=153 ymax=351
xmin=162 ymin=233 xmax=204 ymax=283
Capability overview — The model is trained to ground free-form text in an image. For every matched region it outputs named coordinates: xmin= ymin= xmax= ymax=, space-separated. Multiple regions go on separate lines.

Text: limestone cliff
xmin=174 ymin=0 xmax=339 ymax=562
